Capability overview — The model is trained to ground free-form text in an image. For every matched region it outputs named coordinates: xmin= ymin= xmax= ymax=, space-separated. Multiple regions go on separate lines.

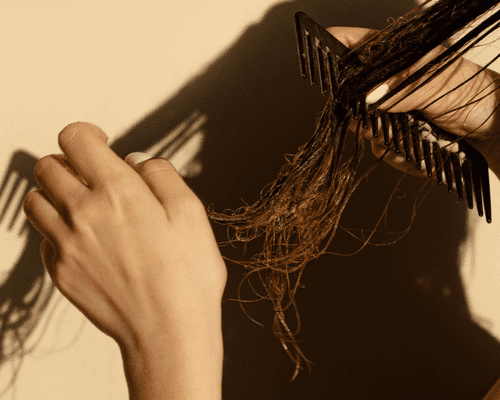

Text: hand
xmin=327 ymin=26 xmax=500 ymax=179
xmin=23 ymin=122 xmax=227 ymax=352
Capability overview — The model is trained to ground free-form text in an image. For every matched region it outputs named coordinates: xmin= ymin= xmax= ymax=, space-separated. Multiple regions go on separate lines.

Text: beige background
xmin=1 ymin=0 xmax=500 ymax=398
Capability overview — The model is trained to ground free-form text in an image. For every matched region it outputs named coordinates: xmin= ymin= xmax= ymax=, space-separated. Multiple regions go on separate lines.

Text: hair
xmin=204 ymin=0 xmax=500 ymax=380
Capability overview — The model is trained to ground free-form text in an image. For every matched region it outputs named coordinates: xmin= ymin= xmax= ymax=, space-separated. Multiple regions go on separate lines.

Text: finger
xmin=34 ymin=154 xmax=88 ymax=218
xmin=385 ymin=58 xmax=500 ymax=138
xmin=57 ymin=122 xmax=131 ymax=190
xmin=326 ymin=26 xmax=379 ymax=50
xmin=23 ymin=189 xmax=72 ymax=247
xmin=326 ymin=27 xmax=446 ymax=111
xmin=325 ymin=27 xmax=448 ymax=111
xmin=125 ymin=154 xmax=203 ymax=219
xmin=377 ymin=47 xmax=474 ymax=117
xmin=326 ymin=27 xmax=500 ymax=138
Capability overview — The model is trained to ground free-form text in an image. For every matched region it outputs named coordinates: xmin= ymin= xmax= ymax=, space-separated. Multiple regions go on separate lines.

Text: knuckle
xmin=183 ymin=193 xmax=204 ymax=209
xmin=50 ymin=258 xmax=75 ymax=294
xmin=140 ymin=158 xmax=177 ymax=175
xmin=174 ymin=194 xmax=206 ymax=217
xmin=72 ymin=196 xmax=103 ymax=223
xmin=57 ymin=241 xmax=78 ymax=265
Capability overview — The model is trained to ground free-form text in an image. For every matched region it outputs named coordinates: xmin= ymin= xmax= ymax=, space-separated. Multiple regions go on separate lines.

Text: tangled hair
xmin=204 ymin=0 xmax=500 ymax=380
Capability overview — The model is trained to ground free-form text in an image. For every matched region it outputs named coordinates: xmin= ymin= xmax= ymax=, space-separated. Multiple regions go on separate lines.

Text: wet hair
xmin=205 ymin=0 xmax=500 ymax=380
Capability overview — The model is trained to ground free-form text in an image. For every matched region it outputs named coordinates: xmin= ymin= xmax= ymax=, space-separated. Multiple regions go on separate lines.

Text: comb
xmin=294 ymin=11 xmax=492 ymax=223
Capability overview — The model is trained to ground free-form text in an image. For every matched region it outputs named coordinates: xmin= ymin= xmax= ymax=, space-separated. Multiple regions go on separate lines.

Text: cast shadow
xmin=1 ymin=0 xmax=499 ymax=398
xmin=0 ymin=150 xmax=54 ymax=394
xmin=111 ymin=0 xmax=500 ymax=398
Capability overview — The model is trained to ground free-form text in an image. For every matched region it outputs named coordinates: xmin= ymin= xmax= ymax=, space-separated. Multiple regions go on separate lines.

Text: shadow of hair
xmin=1 ymin=0 xmax=500 ymax=398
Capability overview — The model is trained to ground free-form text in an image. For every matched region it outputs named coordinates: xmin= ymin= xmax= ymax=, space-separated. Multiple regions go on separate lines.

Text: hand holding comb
xmin=294 ymin=11 xmax=492 ymax=222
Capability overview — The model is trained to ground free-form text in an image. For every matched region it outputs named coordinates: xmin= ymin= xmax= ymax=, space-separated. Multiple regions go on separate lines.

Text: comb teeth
xmin=295 ymin=11 xmax=352 ymax=99
xmin=294 ymin=11 xmax=492 ymax=223
xmin=373 ymin=112 xmax=491 ymax=222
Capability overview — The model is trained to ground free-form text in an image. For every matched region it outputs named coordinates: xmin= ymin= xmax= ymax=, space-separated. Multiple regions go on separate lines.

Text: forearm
xmin=120 ymin=320 xmax=224 ymax=400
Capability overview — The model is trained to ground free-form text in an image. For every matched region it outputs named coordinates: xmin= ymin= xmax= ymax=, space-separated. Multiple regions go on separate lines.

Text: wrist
xmin=120 ymin=316 xmax=224 ymax=400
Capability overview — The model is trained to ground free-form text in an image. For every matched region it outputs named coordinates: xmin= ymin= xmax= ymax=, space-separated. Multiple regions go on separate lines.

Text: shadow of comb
xmin=0 ymin=150 xmax=40 ymax=236
xmin=0 ymin=151 xmax=56 ymax=391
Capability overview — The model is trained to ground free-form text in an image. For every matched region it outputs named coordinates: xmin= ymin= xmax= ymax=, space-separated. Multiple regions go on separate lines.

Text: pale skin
xmin=23 ymin=123 xmax=226 ymax=399
xmin=22 ymin=27 xmax=500 ymax=399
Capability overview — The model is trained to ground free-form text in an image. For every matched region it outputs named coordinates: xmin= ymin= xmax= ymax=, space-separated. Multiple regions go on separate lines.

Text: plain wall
xmin=1 ymin=1 xmax=500 ymax=399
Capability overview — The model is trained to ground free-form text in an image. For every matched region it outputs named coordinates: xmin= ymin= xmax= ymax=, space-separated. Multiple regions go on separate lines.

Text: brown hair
xmin=205 ymin=0 xmax=500 ymax=380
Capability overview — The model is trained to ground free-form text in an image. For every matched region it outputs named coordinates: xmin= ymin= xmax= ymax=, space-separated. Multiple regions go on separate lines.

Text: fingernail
xmin=366 ymin=83 xmax=390 ymax=105
xmin=125 ymin=152 xmax=152 ymax=165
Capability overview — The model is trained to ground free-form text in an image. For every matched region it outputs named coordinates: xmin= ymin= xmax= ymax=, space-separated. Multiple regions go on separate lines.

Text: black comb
xmin=294 ymin=11 xmax=492 ymax=223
